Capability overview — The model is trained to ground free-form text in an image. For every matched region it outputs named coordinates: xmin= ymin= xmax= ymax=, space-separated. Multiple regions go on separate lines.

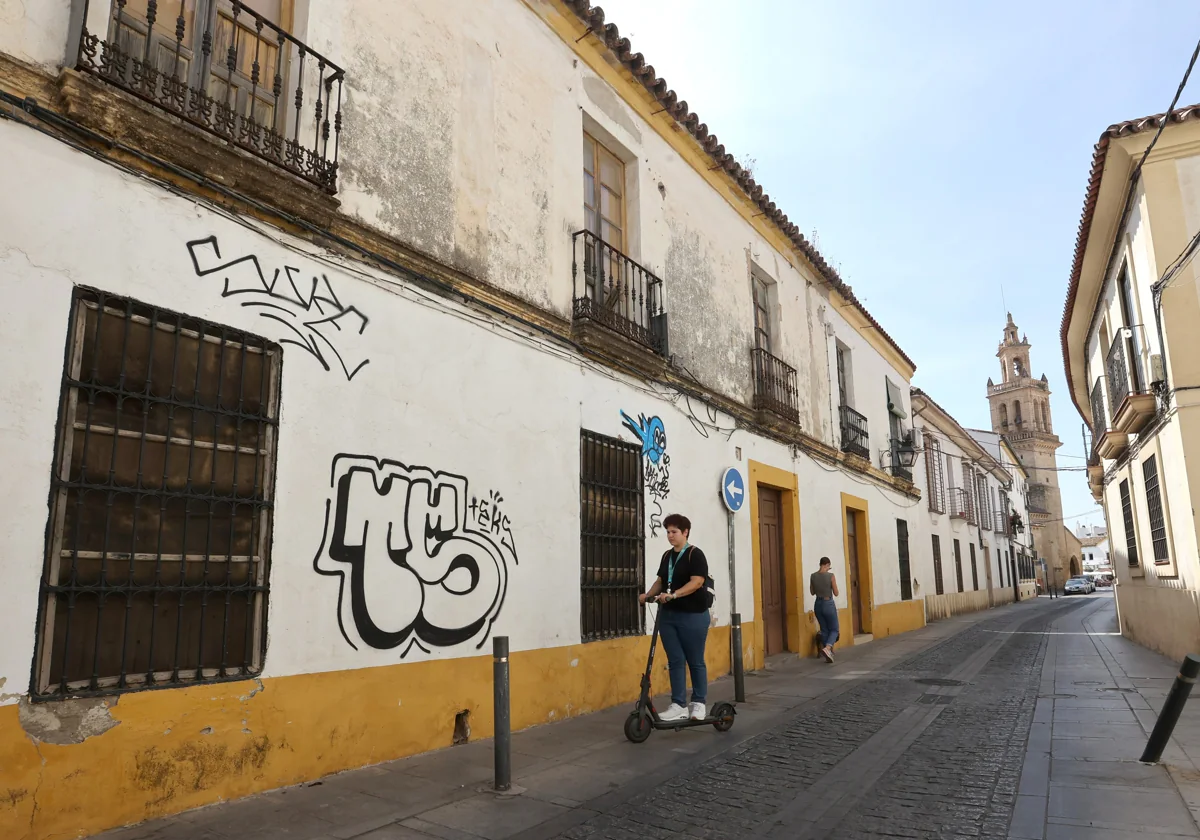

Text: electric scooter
xmin=623 ymin=599 xmax=737 ymax=743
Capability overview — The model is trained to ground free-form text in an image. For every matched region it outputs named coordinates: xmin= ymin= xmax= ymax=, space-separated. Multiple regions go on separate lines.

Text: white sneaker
xmin=659 ymin=703 xmax=688 ymax=721
xmin=689 ymin=702 xmax=706 ymax=721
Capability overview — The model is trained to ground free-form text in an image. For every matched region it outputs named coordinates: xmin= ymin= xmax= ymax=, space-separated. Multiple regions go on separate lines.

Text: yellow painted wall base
xmin=870 ymin=600 xmax=927 ymax=640
xmin=1 ymin=627 xmax=732 ymax=840
xmin=925 ymin=590 xmax=991 ymax=621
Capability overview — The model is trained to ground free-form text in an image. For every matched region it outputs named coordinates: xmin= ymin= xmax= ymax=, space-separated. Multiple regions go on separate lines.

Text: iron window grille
xmin=34 ymin=288 xmax=280 ymax=699
xmin=839 ymin=404 xmax=870 ymax=460
xmin=924 ymin=435 xmax=946 ymax=513
xmin=580 ymin=430 xmax=645 ymax=642
xmin=751 ymin=348 xmax=800 ymax=423
xmin=77 ymin=0 xmax=345 ymax=193
xmin=931 ymin=534 xmax=944 ymax=596
xmin=1119 ymin=478 xmax=1139 ymax=567
xmin=1142 ymin=456 xmax=1170 ymax=564
xmin=969 ymin=544 xmax=979 ymax=591
xmin=896 ymin=520 xmax=912 ymax=601
xmin=571 ymin=230 xmax=668 ymax=356
xmin=953 ymin=539 xmax=964 ymax=593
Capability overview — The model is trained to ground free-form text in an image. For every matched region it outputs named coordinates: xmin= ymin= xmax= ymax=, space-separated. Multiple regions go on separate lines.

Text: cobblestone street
xmin=93 ymin=593 xmax=1200 ymax=840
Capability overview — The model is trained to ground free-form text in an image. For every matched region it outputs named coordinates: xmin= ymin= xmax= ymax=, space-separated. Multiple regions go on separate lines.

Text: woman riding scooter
xmin=639 ymin=514 xmax=710 ymax=721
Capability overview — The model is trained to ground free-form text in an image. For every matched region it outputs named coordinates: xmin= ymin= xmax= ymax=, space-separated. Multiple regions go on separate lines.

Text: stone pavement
xmin=1011 ymin=592 xmax=1200 ymax=839
xmin=94 ymin=594 xmax=1200 ymax=840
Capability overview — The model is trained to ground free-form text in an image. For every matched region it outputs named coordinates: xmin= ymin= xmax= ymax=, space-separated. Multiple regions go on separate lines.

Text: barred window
xmin=1120 ymin=479 xmax=1139 ymax=567
xmin=932 ymin=534 xmax=944 ymax=596
xmin=962 ymin=465 xmax=976 ymax=525
xmin=969 ymin=543 xmax=979 ymax=591
xmin=953 ymin=539 xmax=964 ymax=593
xmin=924 ymin=435 xmax=946 ymax=513
xmin=896 ymin=519 xmax=912 ymax=601
xmin=580 ymin=430 xmax=645 ymax=641
xmin=35 ymin=289 xmax=280 ymax=699
xmin=1142 ymin=456 xmax=1170 ymax=564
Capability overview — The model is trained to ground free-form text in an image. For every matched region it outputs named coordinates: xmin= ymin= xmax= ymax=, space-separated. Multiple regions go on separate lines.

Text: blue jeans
xmin=658 ymin=609 xmax=709 ymax=706
xmin=814 ymin=598 xmax=839 ymax=648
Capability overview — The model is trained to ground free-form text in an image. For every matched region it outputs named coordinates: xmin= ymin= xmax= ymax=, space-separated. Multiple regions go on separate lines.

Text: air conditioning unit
xmin=1150 ymin=353 xmax=1166 ymax=387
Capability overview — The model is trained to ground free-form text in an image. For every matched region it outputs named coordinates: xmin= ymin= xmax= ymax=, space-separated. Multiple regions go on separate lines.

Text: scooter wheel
xmin=624 ymin=711 xmax=652 ymax=743
xmin=712 ymin=702 xmax=735 ymax=732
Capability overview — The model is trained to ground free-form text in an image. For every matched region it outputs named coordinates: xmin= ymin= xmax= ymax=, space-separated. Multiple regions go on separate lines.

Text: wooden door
xmin=758 ymin=487 xmax=787 ymax=656
xmin=846 ymin=509 xmax=862 ymax=636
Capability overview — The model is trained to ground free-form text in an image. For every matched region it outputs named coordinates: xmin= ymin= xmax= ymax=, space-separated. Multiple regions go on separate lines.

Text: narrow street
xmin=98 ymin=594 xmax=1200 ymax=840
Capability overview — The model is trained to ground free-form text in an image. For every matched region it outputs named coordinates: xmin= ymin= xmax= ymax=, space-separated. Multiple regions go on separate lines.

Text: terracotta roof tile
xmin=1060 ymin=102 xmax=1200 ymax=420
xmin=568 ymin=1 xmax=915 ymax=372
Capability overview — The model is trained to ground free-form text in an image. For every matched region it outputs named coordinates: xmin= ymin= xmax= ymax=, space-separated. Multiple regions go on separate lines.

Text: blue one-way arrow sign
xmin=721 ymin=467 xmax=745 ymax=513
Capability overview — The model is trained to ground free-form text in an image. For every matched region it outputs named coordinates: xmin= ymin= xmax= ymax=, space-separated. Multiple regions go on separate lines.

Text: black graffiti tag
xmin=313 ymin=456 xmax=514 ymax=655
xmin=186 ymin=235 xmax=370 ymax=381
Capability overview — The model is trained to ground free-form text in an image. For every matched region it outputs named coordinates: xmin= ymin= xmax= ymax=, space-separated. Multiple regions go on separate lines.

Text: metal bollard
xmin=1141 ymin=653 xmax=1200 ymax=764
xmin=493 ymin=636 xmax=511 ymax=791
xmin=731 ymin=612 xmax=746 ymax=703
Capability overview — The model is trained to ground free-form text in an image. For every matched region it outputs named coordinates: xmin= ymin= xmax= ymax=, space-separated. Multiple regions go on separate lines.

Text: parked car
xmin=1064 ymin=577 xmax=1091 ymax=595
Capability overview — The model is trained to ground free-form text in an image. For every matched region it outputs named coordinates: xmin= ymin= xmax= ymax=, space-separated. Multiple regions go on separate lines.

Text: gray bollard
xmin=731 ymin=612 xmax=746 ymax=703
xmin=1141 ymin=653 xmax=1200 ymax=763
xmin=493 ymin=636 xmax=511 ymax=791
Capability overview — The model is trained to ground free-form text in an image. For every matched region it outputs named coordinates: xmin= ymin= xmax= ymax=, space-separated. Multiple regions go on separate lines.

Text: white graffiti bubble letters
xmin=314 ymin=456 xmax=513 ymax=655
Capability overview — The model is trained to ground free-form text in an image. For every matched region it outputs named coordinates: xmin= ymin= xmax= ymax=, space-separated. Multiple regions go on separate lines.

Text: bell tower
xmin=987 ymin=313 xmax=1068 ymax=586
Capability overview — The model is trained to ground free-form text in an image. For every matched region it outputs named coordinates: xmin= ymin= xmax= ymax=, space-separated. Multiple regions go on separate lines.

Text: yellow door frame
xmin=841 ymin=492 xmax=873 ymax=636
xmin=748 ymin=460 xmax=802 ymax=669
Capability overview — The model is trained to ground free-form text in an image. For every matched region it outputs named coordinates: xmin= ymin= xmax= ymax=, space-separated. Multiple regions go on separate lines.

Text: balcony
xmin=572 ymin=231 xmax=668 ymax=357
xmin=1091 ymin=376 xmax=1129 ymax=460
xmin=77 ymin=0 xmax=345 ymax=193
xmin=1106 ymin=337 xmax=1156 ymax=435
xmin=839 ymin=405 xmax=870 ymax=460
xmin=751 ymin=348 xmax=800 ymax=424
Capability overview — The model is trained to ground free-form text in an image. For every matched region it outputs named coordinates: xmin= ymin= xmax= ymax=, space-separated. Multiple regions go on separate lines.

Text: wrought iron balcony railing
xmin=78 ymin=0 xmax=345 ymax=193
xmin=1090 ymin=377 xmax=1108 ymax=452
xmin=839 ymin=404 xmax=869 ymax=459
xmin=1106 ymin=337 xmax=1133 ymax=416
xmin=571 ymin=230 xmax=668 ymax=356
xmin=751 ymin=348 xmax=800 ymax=423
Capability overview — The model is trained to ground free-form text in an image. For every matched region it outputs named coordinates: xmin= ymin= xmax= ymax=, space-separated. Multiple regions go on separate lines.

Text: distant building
xmin=987 ymin=315 xmax=1078 ymax=585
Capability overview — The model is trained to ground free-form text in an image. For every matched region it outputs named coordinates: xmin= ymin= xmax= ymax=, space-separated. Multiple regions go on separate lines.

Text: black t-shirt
xmin=655 ymin=545 xmax=710 ymax=613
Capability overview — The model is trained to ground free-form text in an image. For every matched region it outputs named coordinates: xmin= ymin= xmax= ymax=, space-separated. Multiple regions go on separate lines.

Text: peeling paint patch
xmin=238 ymin=679 xmax=265 ymax=702
xmin=18 ymin=696 xmax=119 ymax=745
xmin=0 ymin=676 xmax=22 ymax=704
xmin=133 ymin=736 xmax=273 ymax=807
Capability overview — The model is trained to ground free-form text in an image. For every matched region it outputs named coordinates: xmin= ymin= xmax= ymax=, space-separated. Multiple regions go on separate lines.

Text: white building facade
xmin=911 ymin=390 xmax=1038 ymax=621
xmin=0 ymin=1 xmax=932 ymax=836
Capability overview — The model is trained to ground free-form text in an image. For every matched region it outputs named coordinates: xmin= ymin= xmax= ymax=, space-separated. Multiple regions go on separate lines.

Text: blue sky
xmin=594 ymin=0 xmax=1200 ymax=531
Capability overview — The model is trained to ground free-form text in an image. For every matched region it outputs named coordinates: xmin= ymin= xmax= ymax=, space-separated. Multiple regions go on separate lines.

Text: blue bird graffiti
xmin=620 ymin=410 xmax=671 ymax=535
xmin=620 ymin=411 xmax=667 ymax=465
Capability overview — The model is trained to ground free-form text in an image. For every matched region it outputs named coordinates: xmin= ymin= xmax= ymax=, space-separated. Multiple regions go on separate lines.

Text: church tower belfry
xmin=987 ymin=314 xmax=1071 ymax=586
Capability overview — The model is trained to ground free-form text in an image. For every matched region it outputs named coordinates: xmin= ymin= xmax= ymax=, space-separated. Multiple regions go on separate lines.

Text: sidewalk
xmin=1011 ymin=593 xmax=1200 ymax=839
xmin=96 ymin=604 xmax=1011 ymax=840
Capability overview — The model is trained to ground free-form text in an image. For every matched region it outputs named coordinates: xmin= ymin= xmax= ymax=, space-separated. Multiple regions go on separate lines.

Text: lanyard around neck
xmin=667 ymin=545 xmax=690 ymax=593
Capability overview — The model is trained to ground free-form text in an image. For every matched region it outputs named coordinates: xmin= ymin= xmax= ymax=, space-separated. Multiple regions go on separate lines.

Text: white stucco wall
xmin=0 ymin=0 xmax=71 ymax=70
xmin=0 ymin=115 xmax=922 ymax=703
xmin=300 ymin=0 xmax=846 ymax=426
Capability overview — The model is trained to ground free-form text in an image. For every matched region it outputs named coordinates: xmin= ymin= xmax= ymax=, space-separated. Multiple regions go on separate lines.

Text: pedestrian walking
xmin=639 ymin=513 xmax=710 ymax=721
xmin=810 ymin=556 xmax=840 ymax=663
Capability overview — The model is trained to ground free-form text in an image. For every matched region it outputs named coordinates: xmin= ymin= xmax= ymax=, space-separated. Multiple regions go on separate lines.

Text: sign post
xmin=721 ymin=467 xmax=746 ymax=703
